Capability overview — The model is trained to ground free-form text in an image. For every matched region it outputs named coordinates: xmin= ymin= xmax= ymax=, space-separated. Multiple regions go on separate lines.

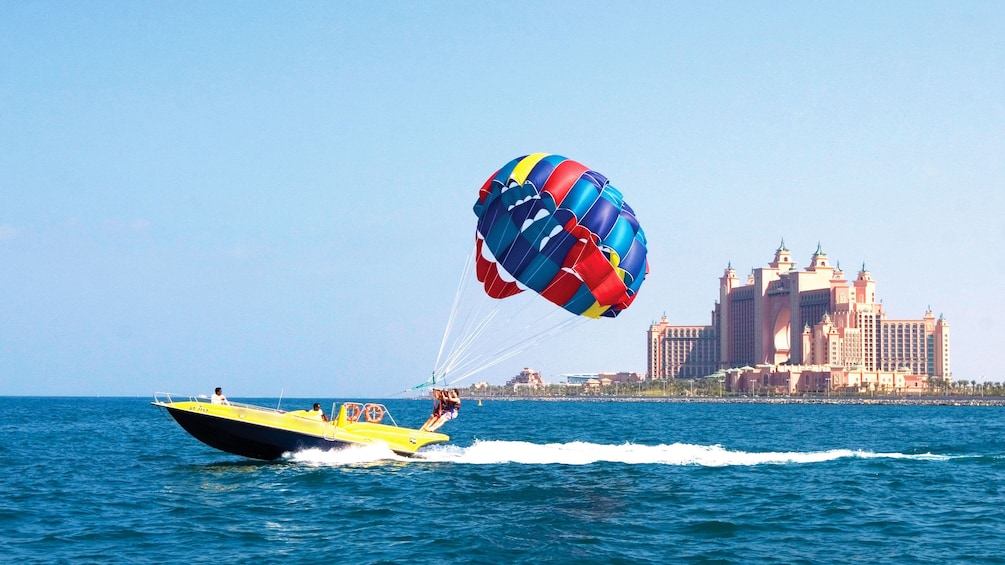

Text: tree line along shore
xmin=460 ymin=380 xmax=1005 ymax=406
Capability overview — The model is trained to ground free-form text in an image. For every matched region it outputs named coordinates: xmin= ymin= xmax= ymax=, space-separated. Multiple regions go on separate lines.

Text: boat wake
xmin=285 ymin=444 xmax=408 ymax=466
xmin=286 ymin=440 xmax=955 ymax=467
xmin=415 ymin=440 xmax=954 ymax=466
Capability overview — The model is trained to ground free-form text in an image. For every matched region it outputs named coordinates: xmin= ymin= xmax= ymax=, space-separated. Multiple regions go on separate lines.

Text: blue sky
xmin=2 ymin=2 xmax=1003 ymax=397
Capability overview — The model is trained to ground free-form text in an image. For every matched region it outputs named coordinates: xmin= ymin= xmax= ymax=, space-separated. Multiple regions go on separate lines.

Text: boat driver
xmin=309 ymin=403 xmax=329 ymax=422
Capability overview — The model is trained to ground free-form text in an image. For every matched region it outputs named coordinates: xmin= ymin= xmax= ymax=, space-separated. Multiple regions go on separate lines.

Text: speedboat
xmin=152 ymin=392 xmax=448 ymax=460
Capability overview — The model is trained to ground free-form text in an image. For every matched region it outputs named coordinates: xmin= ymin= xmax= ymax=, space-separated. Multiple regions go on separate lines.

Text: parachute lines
xmin=416 ymin=154 xmax=648 ymax=392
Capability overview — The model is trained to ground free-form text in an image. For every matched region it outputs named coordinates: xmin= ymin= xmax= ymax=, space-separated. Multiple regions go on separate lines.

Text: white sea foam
xmin=284 ymin=440 xmax=955 ymax=467
xmin=285 ymin=444 xmax=407 ymax=466
xmin=412 ymin=440 xmax=955 ymax=467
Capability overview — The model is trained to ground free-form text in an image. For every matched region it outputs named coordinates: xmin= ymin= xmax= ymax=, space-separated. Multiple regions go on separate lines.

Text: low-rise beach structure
xmin=725 ymin=364 xmax=929 ymax=395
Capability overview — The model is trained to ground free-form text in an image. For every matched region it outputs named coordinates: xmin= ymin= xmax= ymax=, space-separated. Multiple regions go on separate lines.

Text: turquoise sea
xmin=2 ymin=396 xmax=1004 ymax=564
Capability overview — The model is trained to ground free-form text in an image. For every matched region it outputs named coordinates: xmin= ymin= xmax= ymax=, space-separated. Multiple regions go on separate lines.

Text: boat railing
xmin=370 ymin=403 xmax=398 ymax=427
xmin=154 ymin=391 xmax=218 ymax=405
xmin=152 ymin=392 xmax=285 ymax=413
xmin=153 ymin=391 xmax=182 ymax=405
xmin=153 ymin=393 xmax=399 ymax=426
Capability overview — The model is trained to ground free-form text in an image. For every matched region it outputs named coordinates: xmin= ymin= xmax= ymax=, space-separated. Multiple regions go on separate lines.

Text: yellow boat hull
xmin=152 ymin=395 xmax=448 ymax=460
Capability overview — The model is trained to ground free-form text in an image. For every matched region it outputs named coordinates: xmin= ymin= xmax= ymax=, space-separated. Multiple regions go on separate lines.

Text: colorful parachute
xmin=473 ymin=154 xmax=648 ymax=319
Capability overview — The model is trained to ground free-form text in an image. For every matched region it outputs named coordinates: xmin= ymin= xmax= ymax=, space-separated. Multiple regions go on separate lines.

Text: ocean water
xmin=2 ymin=397 xmax=1004 ymax=564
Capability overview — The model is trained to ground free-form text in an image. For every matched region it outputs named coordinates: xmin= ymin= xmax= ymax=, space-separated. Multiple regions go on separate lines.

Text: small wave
xmin=413 ymin=440 xmax=956 ymax=467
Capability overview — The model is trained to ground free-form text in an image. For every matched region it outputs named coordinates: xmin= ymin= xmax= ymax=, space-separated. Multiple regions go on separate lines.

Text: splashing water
xmin=285 ymin=444 xmax=408 ymax=465
xmin=284 ymin=440 xmax=954 ymax=467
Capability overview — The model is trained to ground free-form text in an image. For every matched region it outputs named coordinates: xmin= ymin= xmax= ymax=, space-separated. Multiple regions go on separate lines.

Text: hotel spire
xmin=809 ymin=242 xmax=831 ymax=270
xmin=770 ymin=239 xmax=795 ymax=272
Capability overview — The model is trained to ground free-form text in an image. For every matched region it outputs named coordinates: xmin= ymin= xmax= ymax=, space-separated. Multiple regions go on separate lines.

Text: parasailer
xmin=420 ymin=388 xmax=460 ymax=432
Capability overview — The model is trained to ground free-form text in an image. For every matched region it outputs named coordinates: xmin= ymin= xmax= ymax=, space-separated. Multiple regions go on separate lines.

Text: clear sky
xmin=2 ymin=2 xmax=1003 ymax=397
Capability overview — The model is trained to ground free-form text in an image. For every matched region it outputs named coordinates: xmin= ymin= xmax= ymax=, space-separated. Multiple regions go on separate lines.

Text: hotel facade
xmin=647 ymin=242 xmax=951 ymax=393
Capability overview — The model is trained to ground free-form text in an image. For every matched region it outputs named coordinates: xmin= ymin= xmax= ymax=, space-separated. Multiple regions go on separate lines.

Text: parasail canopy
xmin=472 ymin=153 xmax=648 ymax=319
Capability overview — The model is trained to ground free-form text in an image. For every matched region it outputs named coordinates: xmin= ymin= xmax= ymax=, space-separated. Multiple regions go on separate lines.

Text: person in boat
xmin=309 ymin=403 xmax=329 ymax=422
xmin=420 ymin=389 xmax=444 ymax=432
xmin=425 ymin=388 xmax=460 ymax=432
xmin=211 ymin=387 xmax=229 ymax=405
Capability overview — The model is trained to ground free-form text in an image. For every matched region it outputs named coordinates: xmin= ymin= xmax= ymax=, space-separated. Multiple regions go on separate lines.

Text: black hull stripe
xmin=165 ymin=407 xmax=350 ymax=460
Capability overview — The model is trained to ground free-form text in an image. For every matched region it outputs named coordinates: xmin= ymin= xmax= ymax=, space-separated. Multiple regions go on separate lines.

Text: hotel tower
xmin=648 ymin=242 xmax=950 ymax=389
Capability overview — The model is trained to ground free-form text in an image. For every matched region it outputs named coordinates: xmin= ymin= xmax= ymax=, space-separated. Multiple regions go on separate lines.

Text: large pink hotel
xmin=647 ymin=242 xmax=951 ymax=393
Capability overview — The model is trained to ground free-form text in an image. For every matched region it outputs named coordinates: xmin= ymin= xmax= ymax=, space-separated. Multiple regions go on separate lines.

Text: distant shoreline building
xmin=506 ymin=367 xmax=545 ymax=390
xmin=563 ymin=372 xmax=645 ymax=389
xmin=506 ymin=369 xmax=645 ymax=390
xmin=648 ymin=242 xmax=951 ymax=392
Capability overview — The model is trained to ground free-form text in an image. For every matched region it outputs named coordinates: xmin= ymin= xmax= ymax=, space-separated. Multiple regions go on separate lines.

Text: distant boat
xmin=478 ymin=399 xmax=483 ymax=406
xmin=152 ymin=392 xmax=448 ymax=460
